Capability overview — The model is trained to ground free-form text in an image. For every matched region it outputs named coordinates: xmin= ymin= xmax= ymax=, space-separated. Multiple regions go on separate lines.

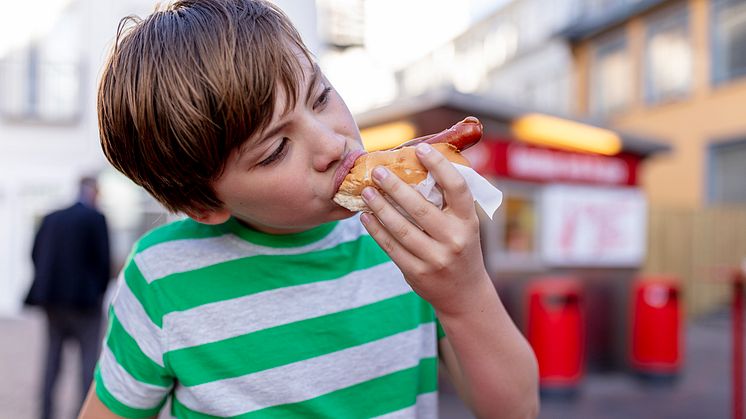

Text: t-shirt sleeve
xmin=94 ymin=262 xmax=174 ymax=418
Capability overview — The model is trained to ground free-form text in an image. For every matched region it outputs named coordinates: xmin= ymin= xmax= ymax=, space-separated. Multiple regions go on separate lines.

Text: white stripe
xmin=135 ymin=216 xmax=365 ymax=283
xmin=372 ymin=392 xmax=439 ymax=419
xmin=112 ymin=274 xmax=165 ymax=367
xmin=99 ymin=346 xmax=170 ymax=410
xmin=164 ymin=262 xmax=409 ymax=351
xmin=175 ymin=322 xmax=437 ymax=417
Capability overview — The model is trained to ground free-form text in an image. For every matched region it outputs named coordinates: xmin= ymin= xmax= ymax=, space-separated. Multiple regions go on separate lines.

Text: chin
xmin=327 ymin=205 xmax=359 ymax=221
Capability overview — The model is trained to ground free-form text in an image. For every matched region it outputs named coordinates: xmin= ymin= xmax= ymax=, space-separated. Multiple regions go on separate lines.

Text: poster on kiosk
xmin=539 ymin=185 xmax=647 ymax=267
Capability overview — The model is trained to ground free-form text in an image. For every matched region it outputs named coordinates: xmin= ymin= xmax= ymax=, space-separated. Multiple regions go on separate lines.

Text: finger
xmin=361 ymin=185 xmax=435 ymax=256
xmin=359 ymin=211 xmax=425 ymax=271
xmin=367 ymin=166 xmax=452 ymax=242
xmin=414 ymin=143 xmax=475 ymax=217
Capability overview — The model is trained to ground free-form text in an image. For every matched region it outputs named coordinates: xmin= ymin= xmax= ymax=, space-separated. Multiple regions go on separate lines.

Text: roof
xmin=559 ymin=0 xmax=670 ymax=42
xmin=354 ymin=89 xmax=671 ymax=156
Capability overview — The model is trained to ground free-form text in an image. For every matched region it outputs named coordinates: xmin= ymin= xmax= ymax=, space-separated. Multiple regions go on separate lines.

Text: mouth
xmin=333 ymin=149 xmax=367 ymax=193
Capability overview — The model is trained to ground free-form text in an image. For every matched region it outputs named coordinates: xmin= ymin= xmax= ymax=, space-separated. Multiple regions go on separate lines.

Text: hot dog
xmin=391 ymin=116 xmax=483 ymax=151
xmin=333 ymin=117 xmax=483 ymax=212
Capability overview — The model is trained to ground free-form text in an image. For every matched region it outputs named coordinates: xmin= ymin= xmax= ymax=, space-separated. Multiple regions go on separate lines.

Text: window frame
xmin=590 ymin=29 xmax=631 ymax=119
xmin=643 ymin=3 xmax=692 ymax=105
xmin=706 ymin=136 xmax=746 ymax=205
xmin=711 ymin=0 xmax=746 ymax=85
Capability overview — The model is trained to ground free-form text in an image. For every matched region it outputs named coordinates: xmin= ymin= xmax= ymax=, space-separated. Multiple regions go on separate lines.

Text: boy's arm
xmin=359 ymin=143 xmax=539 ymax=419
xmin=436 ymin=289 xmax=540 ymax=418
xmin=78 ymin=383 xmax=157 ymax=419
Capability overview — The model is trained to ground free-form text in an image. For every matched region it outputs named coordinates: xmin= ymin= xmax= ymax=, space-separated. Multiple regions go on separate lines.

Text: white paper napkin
xmin=412 ymin=164 xmax=503 ymax=220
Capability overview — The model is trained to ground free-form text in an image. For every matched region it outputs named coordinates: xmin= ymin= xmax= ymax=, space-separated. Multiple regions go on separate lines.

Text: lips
xmin=333 ymin=149 xmax=366 ymax=193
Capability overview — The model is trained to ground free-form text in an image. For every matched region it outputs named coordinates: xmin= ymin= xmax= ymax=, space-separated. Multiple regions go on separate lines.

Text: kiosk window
xmin=503 ymin=195 xmax=536 ymax=255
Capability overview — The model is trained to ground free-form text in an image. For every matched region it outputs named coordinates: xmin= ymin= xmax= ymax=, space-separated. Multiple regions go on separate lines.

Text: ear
xmin=185 ymin=207 xmax=232 ymax=225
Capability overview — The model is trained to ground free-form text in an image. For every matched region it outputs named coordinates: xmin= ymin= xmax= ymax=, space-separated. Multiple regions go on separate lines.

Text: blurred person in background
xmin=24 ymin=175 xmax=111 ymax=419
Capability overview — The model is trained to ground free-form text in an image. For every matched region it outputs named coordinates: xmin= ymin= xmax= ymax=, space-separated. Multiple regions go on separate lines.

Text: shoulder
xmin=133 ymin=217 xmax=227 ymax=254
xmin=335 ymin=214 xmax=369 ymax=239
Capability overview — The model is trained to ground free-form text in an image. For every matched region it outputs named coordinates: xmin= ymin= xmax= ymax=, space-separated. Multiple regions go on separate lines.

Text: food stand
xmin=356 ymin=89 xmax=670 ymax=370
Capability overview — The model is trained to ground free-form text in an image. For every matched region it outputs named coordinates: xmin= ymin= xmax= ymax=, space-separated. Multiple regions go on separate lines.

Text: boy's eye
xmin=314 ymin=86 xmax=332 ymax=110
xmin=258 ymin=137 xmax=289 ymax=166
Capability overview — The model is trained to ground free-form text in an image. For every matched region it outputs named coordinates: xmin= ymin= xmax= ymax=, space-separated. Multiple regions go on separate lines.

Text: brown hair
xmin=98 ymin=0 xmax=313 ymax=213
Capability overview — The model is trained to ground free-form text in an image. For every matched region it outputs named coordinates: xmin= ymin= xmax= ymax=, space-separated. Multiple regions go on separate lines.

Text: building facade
xmin=0 ymin=0 xmax=322 ymax=316
xmin=569 ymin=0 xmax=746 ymax=209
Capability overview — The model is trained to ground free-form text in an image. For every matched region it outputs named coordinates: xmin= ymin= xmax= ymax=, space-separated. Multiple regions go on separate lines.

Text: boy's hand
xmin=360 ymin=143 xmax=489 ymax=316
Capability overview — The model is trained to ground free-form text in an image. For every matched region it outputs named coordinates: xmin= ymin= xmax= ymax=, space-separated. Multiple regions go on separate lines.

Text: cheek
xmin=260 ymin=175 xmax=316 ymax=206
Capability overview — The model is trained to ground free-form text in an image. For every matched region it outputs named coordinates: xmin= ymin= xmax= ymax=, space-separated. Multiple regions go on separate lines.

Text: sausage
xmin=391 ymin=117 xmax=483 ymax=151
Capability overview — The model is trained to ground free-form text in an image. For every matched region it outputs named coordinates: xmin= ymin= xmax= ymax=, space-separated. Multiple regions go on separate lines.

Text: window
xmin=0 ymin=4 xmax=81 ymax=122
xmin=709 ymin=139 xmax=746 ymax=204
xmin=317 ymin=0 xmax=365 ymax=49
xmin=503 ymin=195 xmax=537 ymax=256
xmin=712 ymin=0 xmax=746 ymax=84
xmin=591 ymin=32 xmax=632 ymax=118
xmin=644 ymin=5 xmax=692 ymax=104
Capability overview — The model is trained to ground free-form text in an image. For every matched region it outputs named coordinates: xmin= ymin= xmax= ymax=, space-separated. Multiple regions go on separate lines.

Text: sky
xmin=0 ymin=0 xmax=512 ymax=114
xmin=0 ymin=0 xmax=74 ymax=57
xmin=365 ymin=0 xmax=510 ymax=70
xmin=0 ymin=0 xmax=510 ymax=63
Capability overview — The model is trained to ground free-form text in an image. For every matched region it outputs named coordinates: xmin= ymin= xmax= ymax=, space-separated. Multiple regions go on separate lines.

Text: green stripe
xmin=136 ymin=218 xmax=340 ymax=253
xmin=107 ymin=311 xmax=172 ymax=387
xmin=166 ymin=292 xmax=435 ymax=386
xmin=436 ymin=318 xmax=446 ymax=339
xmin=137 ymin=218 xmax=230 ymax=251
xmin=124 ymin=261 xmax=164 ymax=327
xmin=171 ymin=358 xmax=438 ymax=419
xmin=147 ymin=236 xmax=389 ymax=317
xmin=94 ymin=367 xmax=166 ymax=418
xmin=225 ymin=218 xmax=338 ymax=248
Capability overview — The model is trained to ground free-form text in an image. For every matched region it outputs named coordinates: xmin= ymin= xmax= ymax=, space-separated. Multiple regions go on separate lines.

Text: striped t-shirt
xmin=95 ymin=214 xmax=443 ymax=418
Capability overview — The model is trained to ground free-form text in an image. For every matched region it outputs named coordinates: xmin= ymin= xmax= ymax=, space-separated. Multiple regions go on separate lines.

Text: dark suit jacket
xmin=25 ymin=202 xmax=111 ymax=309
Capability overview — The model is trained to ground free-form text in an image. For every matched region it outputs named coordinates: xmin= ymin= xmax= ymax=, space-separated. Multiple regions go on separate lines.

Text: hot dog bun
xmin=333 ymin=143 xmax=470 ymax=212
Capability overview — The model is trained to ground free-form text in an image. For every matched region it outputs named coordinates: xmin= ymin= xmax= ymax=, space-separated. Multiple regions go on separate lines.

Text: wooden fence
xmin=644 ymin=205 xmax=746 ymax=317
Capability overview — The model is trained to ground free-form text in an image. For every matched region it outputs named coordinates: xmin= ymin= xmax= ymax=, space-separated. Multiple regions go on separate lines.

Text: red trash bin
xmin=629 ymin=277 xmax=683 ymax=381
xmin=525 ymin=277 xmax=585 ymax=395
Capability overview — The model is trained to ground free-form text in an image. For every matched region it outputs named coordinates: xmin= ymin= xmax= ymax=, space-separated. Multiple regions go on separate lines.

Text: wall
xmin=574 ymin=0 xmax=746 ymax=208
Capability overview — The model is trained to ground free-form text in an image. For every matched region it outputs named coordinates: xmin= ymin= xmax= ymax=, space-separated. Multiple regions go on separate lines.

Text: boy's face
xmin=198 ymin=59 xmax=364 ymax=234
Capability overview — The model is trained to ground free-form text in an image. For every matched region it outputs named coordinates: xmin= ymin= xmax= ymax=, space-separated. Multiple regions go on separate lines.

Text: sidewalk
xmin=0 ymin=307 xmax=732 ymax=419
xmin=0 ymin=309 xmax=81 ymax=419
xmin=439 ymin=308 xmax=732 ymax=419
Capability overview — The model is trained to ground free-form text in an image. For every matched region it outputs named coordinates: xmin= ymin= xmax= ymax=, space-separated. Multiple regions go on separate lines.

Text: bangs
xmin=98 ymin=0 xmax=316 ymax=213
xmin=219 ymin=1 xmax=315 ymax=154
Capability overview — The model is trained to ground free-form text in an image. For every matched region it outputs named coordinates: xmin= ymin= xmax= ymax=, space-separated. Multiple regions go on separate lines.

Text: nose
xmin=311 ymin=123 xmax=346 ymax=172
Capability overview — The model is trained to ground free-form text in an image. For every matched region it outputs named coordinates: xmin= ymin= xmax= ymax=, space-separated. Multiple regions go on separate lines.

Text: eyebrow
xmin=257 ymin=63 xmax=322 ymax=144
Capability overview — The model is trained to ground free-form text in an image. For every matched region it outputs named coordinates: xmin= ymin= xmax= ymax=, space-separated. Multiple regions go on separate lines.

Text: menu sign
xmin=540 ymin=185 xmax=647 ymax=267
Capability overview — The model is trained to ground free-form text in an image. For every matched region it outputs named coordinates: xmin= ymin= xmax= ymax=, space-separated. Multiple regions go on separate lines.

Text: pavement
xmin=0 ymin=307 xmax=734 ymax=419
xmin=439 ymin=308 xmax=733 ymax=419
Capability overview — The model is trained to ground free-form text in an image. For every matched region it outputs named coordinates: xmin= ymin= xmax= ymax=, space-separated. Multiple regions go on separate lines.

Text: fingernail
xmin=372 ymin=166 xmax=389 ymax=182
xmin=416 ymin=143 xmax=433 ymax=156
xmin=362 ymin=187 xmax=376 ymax=202
xmin=360 ymin=212 xmax=371 ymax=225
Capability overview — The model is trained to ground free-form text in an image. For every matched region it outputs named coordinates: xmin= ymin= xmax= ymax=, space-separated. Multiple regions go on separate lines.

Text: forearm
xmin=78 ymin=383 xmax=156 ymax=419
xmin=437 ymin=275 xmax=539 ymax=419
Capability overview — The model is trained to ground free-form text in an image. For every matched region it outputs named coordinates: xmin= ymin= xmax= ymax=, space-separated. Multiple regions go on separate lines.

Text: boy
xmin=80 ymin=0 xmax=539 ymax=418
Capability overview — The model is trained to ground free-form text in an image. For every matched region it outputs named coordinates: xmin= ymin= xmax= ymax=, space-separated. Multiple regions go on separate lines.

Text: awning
xmin=354 ymin=88 xmax=671 ymax=156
